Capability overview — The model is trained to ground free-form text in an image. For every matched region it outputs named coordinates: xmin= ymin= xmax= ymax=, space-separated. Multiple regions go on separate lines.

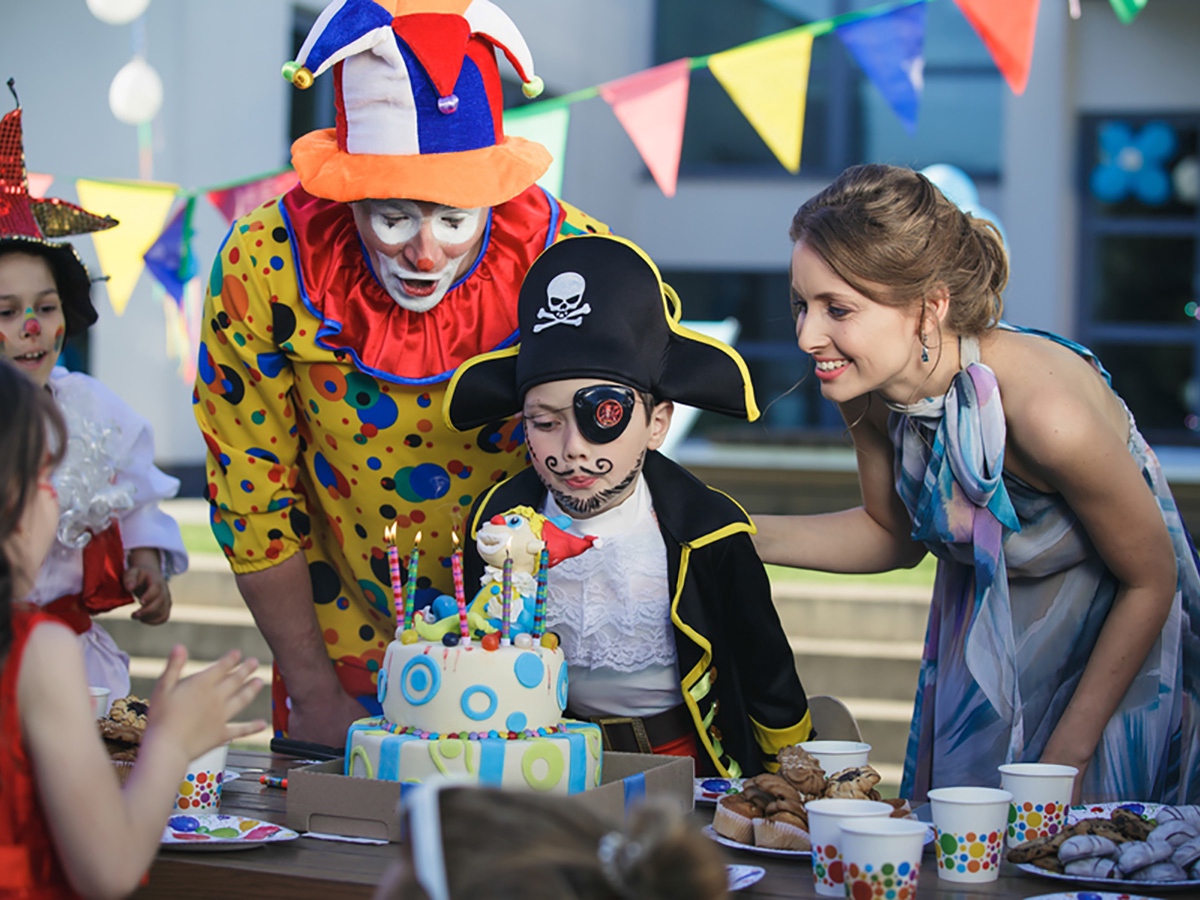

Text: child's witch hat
xmin=444 ymin=234 xmax=760 ymax=430
xmin=0 ymin=80 xmax=118 ymax=336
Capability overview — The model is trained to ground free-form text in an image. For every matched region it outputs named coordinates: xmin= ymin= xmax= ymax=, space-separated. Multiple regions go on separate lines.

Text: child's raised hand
xmin=126 ymin=547 xmax=172 ymax=625
xmin=146 ymin=645 xmax=265 ymax=764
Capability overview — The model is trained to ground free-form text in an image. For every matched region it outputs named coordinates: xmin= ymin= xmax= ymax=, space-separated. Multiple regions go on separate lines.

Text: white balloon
xmin=919 ymin=163 xmax=980 ymax=210
xmin=86 ymin=0 xmax=150 ymax=25
xmin=108 ymin=57 xmax=163 ymax=125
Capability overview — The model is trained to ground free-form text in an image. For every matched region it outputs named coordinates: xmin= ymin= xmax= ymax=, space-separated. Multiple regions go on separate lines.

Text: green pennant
xmin=1109 ymin=0 xmax=1149 ymax=24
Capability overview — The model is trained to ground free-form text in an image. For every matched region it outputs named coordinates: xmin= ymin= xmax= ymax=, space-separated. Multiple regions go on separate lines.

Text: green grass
xmin=180 ymin=523 xmax=221 ymax=557
xmin=766 ymin=554 xmax=937 ymax=589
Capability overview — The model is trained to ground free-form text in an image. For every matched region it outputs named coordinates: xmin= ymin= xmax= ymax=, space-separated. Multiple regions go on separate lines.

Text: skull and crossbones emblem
xmin=533 ymin=272 xmax=592 ymax=332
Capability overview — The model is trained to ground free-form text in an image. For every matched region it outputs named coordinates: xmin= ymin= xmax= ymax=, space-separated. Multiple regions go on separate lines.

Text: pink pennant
xmin=955 ymin=0 xmax=1041 ymax=95
xmin=600 ymin=59 xmax=691 ymax=197
xmin=27 ymin=172 xmax=53 ymax=199
xmin=206 ymin=170 xmax=299 ymax=224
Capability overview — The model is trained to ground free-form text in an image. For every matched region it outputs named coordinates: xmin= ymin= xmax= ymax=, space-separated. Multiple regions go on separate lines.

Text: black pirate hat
xmin=444 ymin=234 xmax=759 ymax=431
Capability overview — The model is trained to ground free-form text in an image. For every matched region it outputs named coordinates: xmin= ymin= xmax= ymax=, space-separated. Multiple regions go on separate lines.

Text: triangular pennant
xmin=709 ymin=30 xmax=813 ymax=173
xmin=75 ymin=179 xmax=178 ymax=315
xmin=206 ymin=170 xmax=299 ymax=224
xmin=1109 ymin=0 xmax=1148 ymax=24
xmin=27 ymin=172 xmax=53 ymax=199
xmin=162 ymin=276 xmax=203 ymax=383
xmin=954 ymin=0 xmax=1040 ymax=95
xmin=599 ymin=59 xmax=691 ymax=197
xmin=504 ymin=105 xmax=570 ymax=198
xmin=836 ymin=2 xmax=927 ymax=134
xmin=143 ymin=202 xmax=197 ymax=303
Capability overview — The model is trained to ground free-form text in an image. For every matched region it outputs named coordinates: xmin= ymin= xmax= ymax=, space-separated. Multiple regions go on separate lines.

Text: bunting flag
xmin=75 ymin=179 xmax=178 ymax=315
xmin=954 ymin=0 xmax=1040 ymax=95
xmin=27 ymin=172 xmax=53 ymax=199
xmin=709 ymin=30 xmax=814 ymax=173
xmin=598 ymin=58 xmax=692 ymax=198
xmin=1109 ymin=0 xmax=1148 ymax=24
xmin=143 ymin=201 xmax=197 ymax=303
xmin=162 ymin=276 xmax=203 ymax=383
xmin=206 ymin=169 xmax=299 ymax=225
xmin=504 ymin=105 xmax=570 ymax=198
xmin=836 ymin=2 xmax=927 ymax=134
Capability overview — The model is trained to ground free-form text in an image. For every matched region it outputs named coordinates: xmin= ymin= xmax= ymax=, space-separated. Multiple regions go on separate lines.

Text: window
xmin=1078 ymin=114 xmax=1200 ymax=444
xmin=654 ymin=0 xmax=1003 ymax=178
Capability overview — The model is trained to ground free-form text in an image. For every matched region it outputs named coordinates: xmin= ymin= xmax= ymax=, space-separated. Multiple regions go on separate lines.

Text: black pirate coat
xmin=464 ymin=451 xmax=813 ymax=778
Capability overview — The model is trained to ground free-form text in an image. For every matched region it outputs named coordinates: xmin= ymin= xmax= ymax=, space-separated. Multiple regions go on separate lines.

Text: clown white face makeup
xmin=523 ymin=377 xmax=673 ymax=519
xmin=351 ymin=199 xmax=486 ymax=313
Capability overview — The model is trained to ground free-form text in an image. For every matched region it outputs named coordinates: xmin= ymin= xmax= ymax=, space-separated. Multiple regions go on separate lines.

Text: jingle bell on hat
xmin=283 ymin=0 xmax=550 ymax=209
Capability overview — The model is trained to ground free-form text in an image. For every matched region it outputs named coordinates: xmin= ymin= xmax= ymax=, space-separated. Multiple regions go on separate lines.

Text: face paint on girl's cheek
xmin=53 ymin=327 xmax=65 ymax=354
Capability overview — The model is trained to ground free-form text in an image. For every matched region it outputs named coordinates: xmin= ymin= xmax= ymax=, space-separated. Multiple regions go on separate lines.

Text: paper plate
xmin=162 ymin=814 xmax=299 ymax=851
xmin=704 ymin=824 xmax=811 ymax=859
xmin=1023 ymin=893 xmax=1176 ymax=900
xmin=727 ymin=864 xmax=766 ymax=891
xmin=695 ymin=776 xmax=744 ymax=805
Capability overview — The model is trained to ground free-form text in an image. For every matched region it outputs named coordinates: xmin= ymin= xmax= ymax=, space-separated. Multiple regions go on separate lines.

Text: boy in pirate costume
xmin=446 ymin=235 xmax=812 ymax=777
xmin=193 ymin=0 xmax=609 ymax=746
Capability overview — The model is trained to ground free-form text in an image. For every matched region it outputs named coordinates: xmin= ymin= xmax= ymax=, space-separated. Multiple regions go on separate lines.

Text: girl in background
xmin=0 ymin=357 xmax=265 ymax=899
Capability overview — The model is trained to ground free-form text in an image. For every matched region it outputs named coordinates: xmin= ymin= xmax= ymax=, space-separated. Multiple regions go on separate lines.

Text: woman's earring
xmin=919 ymin=334 xmax=929 ymax=364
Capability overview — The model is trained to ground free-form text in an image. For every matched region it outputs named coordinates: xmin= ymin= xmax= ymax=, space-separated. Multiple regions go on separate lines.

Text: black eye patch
xmin=573 ymin=385 xmax=635 ymax=444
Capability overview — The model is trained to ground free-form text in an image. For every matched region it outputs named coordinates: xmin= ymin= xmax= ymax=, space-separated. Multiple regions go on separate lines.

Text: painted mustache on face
xmin=545 ymin=451 xmax=645 ymax=517
xmin=543 ymin=457 xmax=614 ymax=476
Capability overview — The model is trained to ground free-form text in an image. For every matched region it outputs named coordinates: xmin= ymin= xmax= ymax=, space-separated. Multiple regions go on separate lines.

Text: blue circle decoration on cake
xmin=557 ymin=661 xmax=569 ymax=709
xmin=506 ymin=711 xmax=528 ymax=733
xmin=514 ymin=652 xmax=545 ymax=689
xmin=461 ymin=685 xmax=499 ymax=721
xmin=377 ymin=660 xmax=389 ymax=706
xmin=399 ymin=656 xmax=440 ymax=706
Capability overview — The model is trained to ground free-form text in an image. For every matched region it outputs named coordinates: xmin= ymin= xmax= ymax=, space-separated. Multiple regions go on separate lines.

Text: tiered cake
xmin=344 ymin=508 xmax=603 ymax=793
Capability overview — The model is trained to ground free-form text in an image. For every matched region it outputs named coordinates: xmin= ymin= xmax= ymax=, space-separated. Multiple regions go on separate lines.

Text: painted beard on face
xmin=541 ymin=449 xmax=646 ymax=517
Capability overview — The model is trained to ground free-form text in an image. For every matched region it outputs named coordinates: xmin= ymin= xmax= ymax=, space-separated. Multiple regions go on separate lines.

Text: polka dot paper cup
xmin=927 ymin=786 xmax=1011 ymax=883
xmin=838 ymin=818 xmax=927 ymax=900
xmin=173 ymin=743 xmax=229 ymax=814
xmin=997 ymin=762 xmax=1078 ymax=848
xmin=806 ymin=798 xmax=893 ymax=897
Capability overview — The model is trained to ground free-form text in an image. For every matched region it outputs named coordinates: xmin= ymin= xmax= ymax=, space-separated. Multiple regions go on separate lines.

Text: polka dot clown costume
xmin=193 ymin=0 xmax=609 ymax=738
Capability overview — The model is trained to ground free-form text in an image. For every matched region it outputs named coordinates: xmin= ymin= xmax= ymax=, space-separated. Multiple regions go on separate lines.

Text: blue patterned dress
xmin=893 ymin=325 xmax=1200 ymax=804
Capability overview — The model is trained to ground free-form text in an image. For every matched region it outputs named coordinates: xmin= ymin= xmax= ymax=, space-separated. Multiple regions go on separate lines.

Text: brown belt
xmin=567 ymin=703 xmax=694 ymax=754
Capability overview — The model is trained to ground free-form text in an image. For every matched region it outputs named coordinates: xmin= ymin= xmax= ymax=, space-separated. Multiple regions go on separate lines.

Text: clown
xmin=193 ymin=0 xmax=610 ymax=745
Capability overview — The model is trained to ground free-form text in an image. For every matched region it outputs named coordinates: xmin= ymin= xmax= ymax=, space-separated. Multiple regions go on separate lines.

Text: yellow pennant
xmin=709 ymin=30 xmax=813 ymax=174
xmin=75 ymin=179 xmax=179 ymax=316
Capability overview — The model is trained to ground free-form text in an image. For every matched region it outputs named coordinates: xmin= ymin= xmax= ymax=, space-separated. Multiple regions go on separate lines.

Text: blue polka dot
xmin=506 ymin=711 xmax=527 ymax=732
xmin=367 ymin=457 xmax=382 ymax=471
xmin=400 ymin=656 xmax=440 ymax=705
xmin=461 ymin=685 xmax=498 ymax=721
xmin=270 ymin=256 xmax=284 ymax=271
xmin=514 ymin=652 xmax=545 ymax=689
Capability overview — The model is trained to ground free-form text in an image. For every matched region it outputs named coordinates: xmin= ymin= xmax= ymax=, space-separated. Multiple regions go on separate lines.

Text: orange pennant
xmin=600 ymin=59 xmax=691 ymax=197
xmin=954 ymin=0 xmax=1040 ymax=95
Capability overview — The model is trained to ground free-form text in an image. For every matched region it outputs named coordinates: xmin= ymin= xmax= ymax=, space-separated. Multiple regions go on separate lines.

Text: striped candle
xmin=404 ymin=531 xmax=421 ymax=630
xmin=532 ymin=546 xmax=548 ymax=637
xmin=384 ymin=523 xmax=403 ymax=631
xmin=500 ymin=549 xmax=513 ymax=646
xmin=451 ymin=531 xmax=469 ymax=642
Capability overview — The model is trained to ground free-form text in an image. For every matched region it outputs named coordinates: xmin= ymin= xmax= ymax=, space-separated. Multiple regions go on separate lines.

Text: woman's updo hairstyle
xmin=789 ymin=164 xmax=1008 ymax=337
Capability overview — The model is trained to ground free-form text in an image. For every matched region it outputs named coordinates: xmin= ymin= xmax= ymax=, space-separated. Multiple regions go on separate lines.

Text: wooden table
xmin=133 ymin=750 xmax=1061 ymax=899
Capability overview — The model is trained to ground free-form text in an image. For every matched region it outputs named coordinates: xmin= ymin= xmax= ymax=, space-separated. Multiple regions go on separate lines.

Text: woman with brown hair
xmin=753 ymin=163 xmax=1200 ymax=805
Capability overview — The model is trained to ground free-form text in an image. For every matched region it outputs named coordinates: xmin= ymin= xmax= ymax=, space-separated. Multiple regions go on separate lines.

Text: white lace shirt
xmin=543 ymin=476 xmax=682 ymax=717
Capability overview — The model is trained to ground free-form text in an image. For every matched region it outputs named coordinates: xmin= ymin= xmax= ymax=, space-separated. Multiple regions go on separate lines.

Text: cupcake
xmin=712 ymin=793 xmax=760 ymax=845
xmin=753 ymin=809 xmax=813 ymax=851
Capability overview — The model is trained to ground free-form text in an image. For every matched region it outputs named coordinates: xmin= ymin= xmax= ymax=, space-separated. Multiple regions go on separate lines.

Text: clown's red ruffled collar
xmin=282 ymin=183 xmax=560 ymax=385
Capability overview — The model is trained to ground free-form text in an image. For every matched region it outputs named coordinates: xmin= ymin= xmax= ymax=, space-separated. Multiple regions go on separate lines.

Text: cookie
xmin=743 ymin=773 xmax=804 ymax=806
xmin=776 ymin=745 xmax=826 ymax=797
xmin=821 ymin=766 xmax=881 ymax=800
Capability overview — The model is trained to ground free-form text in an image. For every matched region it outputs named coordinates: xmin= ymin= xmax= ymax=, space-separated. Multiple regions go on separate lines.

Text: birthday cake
xmin=344 ymin=508 xmax=604 ymax=793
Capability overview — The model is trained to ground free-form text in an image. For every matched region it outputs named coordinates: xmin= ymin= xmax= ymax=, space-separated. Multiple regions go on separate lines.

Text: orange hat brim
xmin=291 ymin=129 xmax=552 ymax=207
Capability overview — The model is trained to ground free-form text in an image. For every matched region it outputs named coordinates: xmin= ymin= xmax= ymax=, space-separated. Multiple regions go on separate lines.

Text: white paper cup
xmin=173 ymin=743 xmax=229 ymax=814
xmin=799 ymin=740 xmax=871 ymax=776
xmin=839 ymin=818 xmax=927 ymax=900
xmin=806 ymin=798 xmax=893 ymax=897
xmin=927 ymin=787 xmax=1011 ymax=883
xmin=997 ymin=762 xmax=1078 ymax=848
xmin=88 ymin=686 xmax=111 ymax=719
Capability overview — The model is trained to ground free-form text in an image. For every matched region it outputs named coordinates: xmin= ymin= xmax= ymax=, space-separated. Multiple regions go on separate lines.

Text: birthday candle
xmin=501 ymin=548 xmax=513 ymax=646
xmin=533 ymin=546 xmax=548 ymax=638
xmin=384 ymin=523 xmax=403 ymax=632
xmin=451 ymin=531 xmax=469 ymax=643
xmin=405 ymin=531 xmax=421 ymax=630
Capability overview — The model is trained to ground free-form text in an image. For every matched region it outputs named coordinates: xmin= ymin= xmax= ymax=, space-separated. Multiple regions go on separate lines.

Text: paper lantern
xmin=86 ymin=0 xmax=150 ymax=25
xmin=108 ymin=57 xmax=163 ymax=125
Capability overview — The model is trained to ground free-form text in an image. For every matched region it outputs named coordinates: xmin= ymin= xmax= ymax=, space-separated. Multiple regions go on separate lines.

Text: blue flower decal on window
xmin=1090 ymin=120 xmax=1177 ymax=205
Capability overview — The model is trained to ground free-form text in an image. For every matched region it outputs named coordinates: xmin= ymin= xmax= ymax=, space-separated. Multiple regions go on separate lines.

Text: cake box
xmin=286 ymin=751 xmax=694 ymax=842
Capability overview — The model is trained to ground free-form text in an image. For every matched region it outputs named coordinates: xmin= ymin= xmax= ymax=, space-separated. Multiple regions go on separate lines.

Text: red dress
xmin=0 ymin=605 xmax=83 ymax=899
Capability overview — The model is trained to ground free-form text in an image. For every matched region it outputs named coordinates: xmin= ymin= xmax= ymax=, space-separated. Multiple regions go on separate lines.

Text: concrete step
xmin=792 ymin=636 xmax=921 ymax=704
xmin=97 ymin=604 xmax=270 ymax=661
xmin=169 ymin=554 xmax=246 ymax=609
xmin=772 ymin=580 xmax=931 ymax=644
